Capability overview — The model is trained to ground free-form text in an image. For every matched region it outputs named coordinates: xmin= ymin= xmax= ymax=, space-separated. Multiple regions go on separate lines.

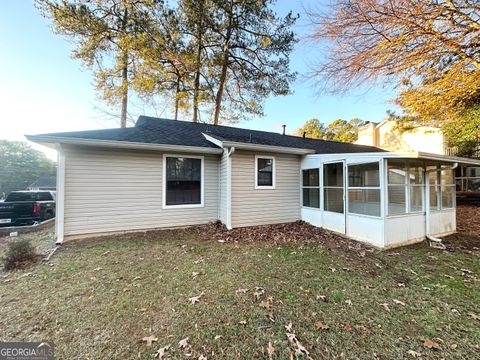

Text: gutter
xmin=425 ymin=162 xmax=458 ymax=249
xmin=25 ymin=135 xmax=224 ymax=155
xmin=226 ymin=147 xmax=235 ymax=230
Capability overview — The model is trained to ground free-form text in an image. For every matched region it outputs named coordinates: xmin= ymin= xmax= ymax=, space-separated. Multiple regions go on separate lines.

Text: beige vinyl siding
xmin=231 ymin=150 xmax=300 ymax=227
xmin=63 ymin=146 xmax=219 ymax=236
xmin=218 ymin=149 xmax=229 ymax=224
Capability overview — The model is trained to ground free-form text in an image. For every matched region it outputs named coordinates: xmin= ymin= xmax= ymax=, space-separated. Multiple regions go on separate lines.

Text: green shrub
xmin=3 ymin=239 xmax=37 ymax=270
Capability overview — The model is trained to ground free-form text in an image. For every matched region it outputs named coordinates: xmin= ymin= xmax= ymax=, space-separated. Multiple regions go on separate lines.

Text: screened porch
xmin=300 ymin=152 xmax=479 ymax=248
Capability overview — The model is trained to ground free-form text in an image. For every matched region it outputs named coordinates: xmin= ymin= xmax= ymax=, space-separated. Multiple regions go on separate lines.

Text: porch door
xmin=323 ymin=161 xmax=346 ymax=234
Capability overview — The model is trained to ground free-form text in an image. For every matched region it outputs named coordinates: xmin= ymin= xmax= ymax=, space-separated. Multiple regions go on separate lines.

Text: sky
xmin=0 ymin=0 xmax=398 ymax=160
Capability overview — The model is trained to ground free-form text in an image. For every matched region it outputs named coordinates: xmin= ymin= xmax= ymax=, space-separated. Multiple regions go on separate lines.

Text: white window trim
xmin=255 ymin=155 xmax=276 ymax=189
xmin=302 ymin=168 xmax=320 ymax=209
xmin=162 ymin=154 xmax=204 ymax=209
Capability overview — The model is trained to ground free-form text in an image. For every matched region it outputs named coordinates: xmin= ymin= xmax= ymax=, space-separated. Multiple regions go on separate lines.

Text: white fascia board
xmin=25 ymin=135 xmax=224 ymax=155
xmin=202 ymin=133 xmax=224 ymax=148
xmin=222 ymin=141 xmax=315 ymax=155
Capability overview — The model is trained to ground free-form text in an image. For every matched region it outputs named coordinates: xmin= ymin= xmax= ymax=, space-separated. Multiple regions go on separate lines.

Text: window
xmin=324 ymin=162 xmax=344 ymax=213
xmin=441 ymin=169 xmax=455 ymax=209
xmin=255 ymin=156 xmax=275 ymax=189
xmin=409 ymin=163 xmax=424 ymax=212
xmin=164 ymin=156 xmax=203 ymax=207
xmin=348 ymin=162 xmax=380 ymax=216
xmin=428 ymin=166 xmax=455 ymax=210
xmin=302 ymin=168 xmax=319 ymax=208
xmin=387 ymin=161 xmax=407 ymax=215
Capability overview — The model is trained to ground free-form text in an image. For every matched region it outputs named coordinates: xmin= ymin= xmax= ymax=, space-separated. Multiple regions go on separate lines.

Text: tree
xmin=307 ymin=0 xmax=480 ymax=124
xmin=207 ymin=0 xmax=298 ymax=124
xmin=295 ymin=118 xmax=365 ymax=143
xmin=295 ymin=118 xmax=326 ymax=139
xmin=325 ymin=118 xmax=364 ymax=143
xmin=0 ymin=141 xmax=56 ymax=197
xmin=37 ymin=0 xmax=158 ymax=128
xmin=443 ymin=105 xmax=480 ymax=157
xmin=133 ymin=7 xmax=194 ymax=120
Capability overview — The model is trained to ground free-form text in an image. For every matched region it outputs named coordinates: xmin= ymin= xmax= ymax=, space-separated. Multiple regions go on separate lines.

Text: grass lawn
xmin=0 ymin=225 xmax=479 ymax=359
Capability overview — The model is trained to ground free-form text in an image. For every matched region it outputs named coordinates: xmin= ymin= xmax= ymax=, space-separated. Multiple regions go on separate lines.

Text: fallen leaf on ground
xmin=450 ymin=343 xmax=458 ymax=350
xmin=188 ymin=292 xmax=204 ymax=305
xmin=178 ymin=337 xmax=189 ymax=349
xmin=398 ymin=283 xmax=406 ymax=287
xmin=316 ymin=295 xmax=327 ymax=302
xmin=198 ymin=355 xmax=207 ymax=360
xmin=393 ymin=299 xmax=406 ymax=306
xmin=142 ymin=335 xmax=158 ymax=346
xmin=421 ymin=338 xmax=441 ymax=350
xmin=379 ymin=303 xmax=390 ymax=312
xmin=267 ymin=342 xmax=275 ymax=358
xmin=235 ymin=288 xmax=248 ymax=294
xmin=238 ymin=320 xmax=247 ymax=325
xmin=315 ymin=321 xmax=329 ymax=330
xmin=193 ymin=258 xmax=204 ymax=264
xmin=261 ymin=301 xmax=273 ymax=309
xmin=192 ymin=272 xmax=199 ymax=279
xmin=155 ymin=345 xmax=170 ymax=359
xmin=285 ymin=322 xmax=293 ymax=332
xmin=407 ymin=350 xmax=421 ymax=358
xmin=253 ymin=287 xmax=265 ymax=301
xmin=345 ymin=299 xmax=352 ymax=306
xmin=266 ymin=311 xmax=275 ymax=322
xmin=468 ymin=312 xmax=480 ymax=321
xmin=214 ymin=335 xmax=222 ymax=340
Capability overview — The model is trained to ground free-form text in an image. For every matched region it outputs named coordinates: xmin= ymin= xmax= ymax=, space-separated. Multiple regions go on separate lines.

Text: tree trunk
xmin=213 ymin=49 xmax=229 ymax=125
xmin=120 ymin=52 xmax=128 ymax=128
xmin=192 ymin=0 xmax=204 ymax=123
xmin=174 ymin=77 xmax=180 ymax=120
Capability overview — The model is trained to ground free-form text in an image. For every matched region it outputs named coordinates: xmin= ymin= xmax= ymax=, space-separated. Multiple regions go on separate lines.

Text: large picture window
xmin=164 ymin=156 xmax=202 ymax=207
xmin=302 ymin=168 xmax=320 ymax=208
xmin=348 ymin=162 xmax=380 ymax=217
xmin=324 ymin=162 xmax=344 ymax=213
xmin=255 ymin=156 xmax=275 ymax=189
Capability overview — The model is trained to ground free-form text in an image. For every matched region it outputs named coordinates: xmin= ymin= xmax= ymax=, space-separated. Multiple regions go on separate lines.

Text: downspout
xmin=226 ymin=147 xmax=235 ymax=230
xmin=425 ymin=162 xmax=458 ymax=249
xmin=55 ymin=144 xmax=66 ymax=245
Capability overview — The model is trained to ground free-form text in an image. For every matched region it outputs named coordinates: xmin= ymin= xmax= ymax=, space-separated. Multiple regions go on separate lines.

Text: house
xmin=356 ymin=119 xmax=480 ymax=198
xmin=27 ymin=176 xmax=56 ymax=191
xmin=356 ymin=119 xmax=445 ymax=154
xmin=27 ymin=116 xmax=480 ymax=248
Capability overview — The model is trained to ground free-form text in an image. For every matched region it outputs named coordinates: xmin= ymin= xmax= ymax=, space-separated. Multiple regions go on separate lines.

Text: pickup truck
xmin=0 ymin=191 xmax=56 ymax=227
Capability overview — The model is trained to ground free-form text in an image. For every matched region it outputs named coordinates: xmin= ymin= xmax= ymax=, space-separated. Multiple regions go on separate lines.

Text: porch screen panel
xmin=387 ymin=160 xmax=407 ymax=215
xmin=323 ymin=162 xmax=344 ymax=213
xmin=409 ymin=163 xmax=424 ymax=212
xmin=348 ymin=162 xmax=380 ymax=217
xmin=302 ymin=168 xmax=320 ymax=208
xmin=441 ymin=169 xmax=455 ymax=209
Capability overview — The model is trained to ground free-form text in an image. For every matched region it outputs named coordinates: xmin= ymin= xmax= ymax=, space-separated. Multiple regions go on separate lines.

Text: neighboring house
xmin=27 ymin=176 xmax=56 ymax=191
xmin=27 ymin=116 xmax=480 ymax=249
xmin=356 ymin=120 xmax=445 ymax=154
xmin=356 ymin=120 xmax=480 ymax=197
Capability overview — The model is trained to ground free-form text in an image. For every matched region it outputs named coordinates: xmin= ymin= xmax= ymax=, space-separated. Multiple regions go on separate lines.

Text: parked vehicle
xmin=0 ymin=191 xmax=56 ymax=227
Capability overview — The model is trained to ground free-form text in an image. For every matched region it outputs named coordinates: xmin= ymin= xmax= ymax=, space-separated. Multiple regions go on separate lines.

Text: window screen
xmin=348 ymin=162 xmax=381 ymax=217
xmin=323 ymin=163 xmax=344 ymax=213
xmin=302 ymin=168 xmax=320 ymax=208
xmin=165 ymin=157 xmax=201 ymax=206
xmin=257 ymin=158 xmax=274 ymax=187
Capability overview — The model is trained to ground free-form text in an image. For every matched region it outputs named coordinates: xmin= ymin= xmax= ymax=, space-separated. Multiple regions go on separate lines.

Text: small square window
xmin=255 ymin=156 xmax=275 ymax=189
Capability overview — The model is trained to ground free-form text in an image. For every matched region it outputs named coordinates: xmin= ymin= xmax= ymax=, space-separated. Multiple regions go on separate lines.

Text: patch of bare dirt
xmin=456 ymin=204 xmax=480 ymax=236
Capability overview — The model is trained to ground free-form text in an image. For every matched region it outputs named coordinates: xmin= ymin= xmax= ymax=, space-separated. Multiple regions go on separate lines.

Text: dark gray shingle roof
xmin=32 ymin=116 xmax=385 ymax=154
